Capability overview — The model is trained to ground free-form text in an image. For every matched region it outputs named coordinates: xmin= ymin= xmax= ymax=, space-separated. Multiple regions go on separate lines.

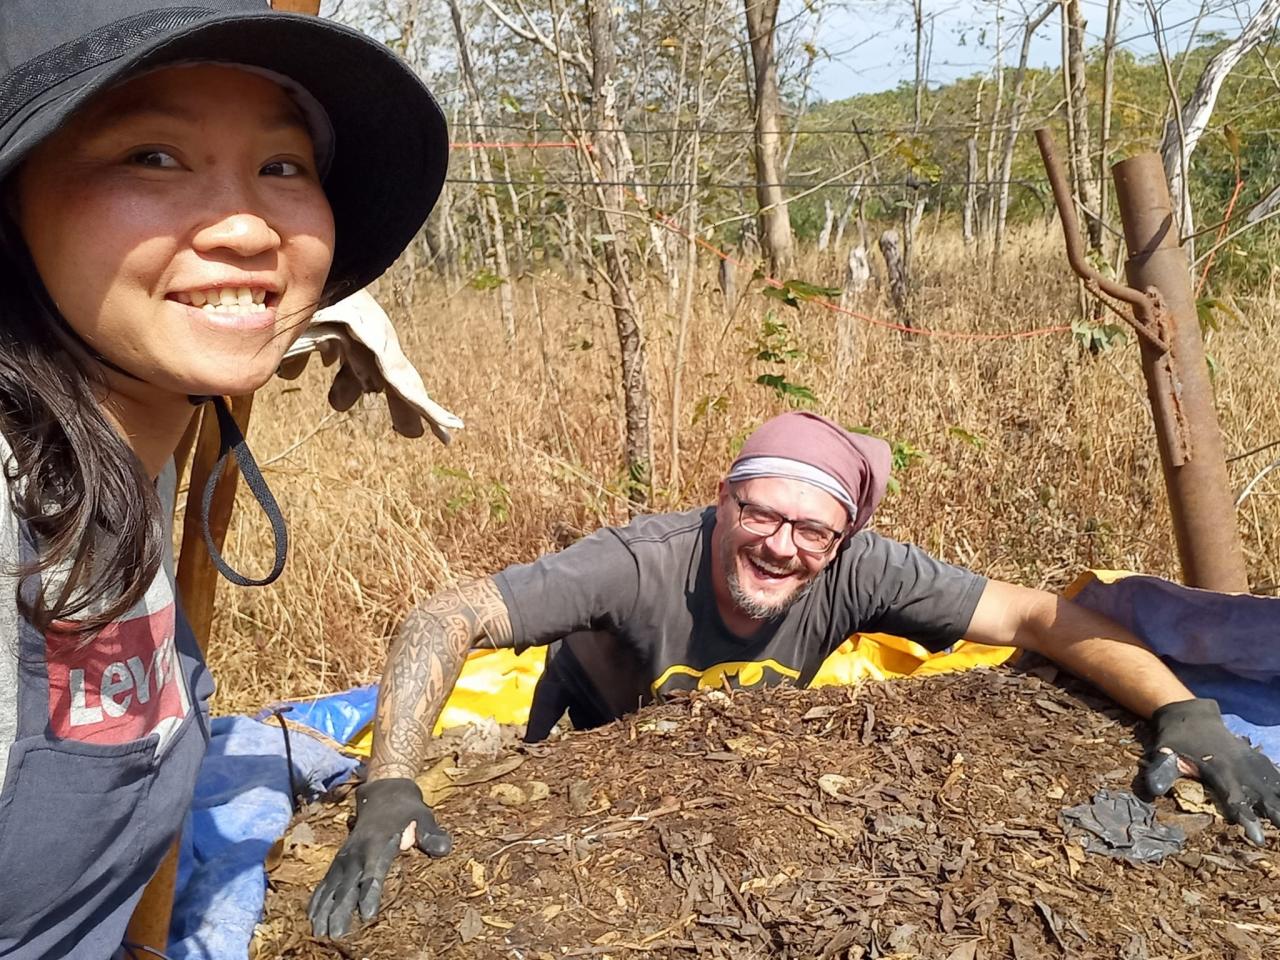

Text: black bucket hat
xmin=0 ymin=0 xmax=449 ymax=302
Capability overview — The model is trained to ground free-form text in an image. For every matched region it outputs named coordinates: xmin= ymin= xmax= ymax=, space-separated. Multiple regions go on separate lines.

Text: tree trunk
xmin=817 ymin=198 xmax=835 ymax=252
xmin=982 ymin=0 xmax=1004 ymax=243
xmin=1065 ymin=0 xmax=1102 ymax=250
xmin=447 ymin=0 xmax=516 ymax=340
xmin=879 ymin=229 xmax=910 ymax=325
xmin=963 ymin=137 xmax=978 ymax=247
xmin=1097 ymin=0 xmax=1121 ymax=250
xmin=994 ymin=1 xmax=1057 ymax=261
xmin=1159 ymin=0 xmax=1280 ymax=238
xmin=743 ymin=0 xmax=794 ymax=275
xmin=588 ymin=0 xmax=653 ymax=509
xmin=836 ymin=244 xmax=869 ymax=383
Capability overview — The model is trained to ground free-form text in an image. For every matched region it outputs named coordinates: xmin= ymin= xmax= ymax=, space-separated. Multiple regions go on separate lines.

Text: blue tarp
xmin=169 ymin=717 xmax=357 ymax=960
xmin=255 ymin=684 xmax=379 ymax=746
xmin=168 ymin=575 xmax=1280 ymax=959
xmin=1072 ymin=574 xmax=1280 ymax=762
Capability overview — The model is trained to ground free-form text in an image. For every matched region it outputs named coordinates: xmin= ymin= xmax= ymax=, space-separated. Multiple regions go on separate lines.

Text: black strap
xmin=198 ymin=396 xmax=288 ymax=587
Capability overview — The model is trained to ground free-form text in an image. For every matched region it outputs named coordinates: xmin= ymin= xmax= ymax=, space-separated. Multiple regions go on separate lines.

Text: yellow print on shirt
xmin=650 ymin=658 xmax=801 ymax=697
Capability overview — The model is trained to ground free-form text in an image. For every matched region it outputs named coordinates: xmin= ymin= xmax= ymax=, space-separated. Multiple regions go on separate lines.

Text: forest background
xmin=201 ymin=0 xmax=1280 ymax=712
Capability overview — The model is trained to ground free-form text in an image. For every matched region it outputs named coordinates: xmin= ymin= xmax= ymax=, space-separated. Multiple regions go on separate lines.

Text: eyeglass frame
xmin=731 ymin=493 xmax=848 ymax=555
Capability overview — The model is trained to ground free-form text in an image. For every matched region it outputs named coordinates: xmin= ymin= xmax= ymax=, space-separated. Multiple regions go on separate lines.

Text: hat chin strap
xmin=191 ymin=393 xmax=289 ymax=587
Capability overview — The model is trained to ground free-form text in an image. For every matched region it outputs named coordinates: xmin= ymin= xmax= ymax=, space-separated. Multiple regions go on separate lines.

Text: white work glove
xmin=279 ymin=290 xmax=464 ymax=443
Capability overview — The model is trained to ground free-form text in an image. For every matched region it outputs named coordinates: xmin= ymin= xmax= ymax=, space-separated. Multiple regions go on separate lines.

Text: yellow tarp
xmin=345 ymin=632 xmax=1015 ymax=757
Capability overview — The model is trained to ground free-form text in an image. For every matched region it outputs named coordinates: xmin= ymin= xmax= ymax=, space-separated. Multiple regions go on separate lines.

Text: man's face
xmin=713 ymin=476 xmax=849 ymax=621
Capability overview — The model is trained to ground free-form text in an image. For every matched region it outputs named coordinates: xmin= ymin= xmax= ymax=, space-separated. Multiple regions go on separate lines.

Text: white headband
xmin=726 ymin=456 xmax=857 ymax=518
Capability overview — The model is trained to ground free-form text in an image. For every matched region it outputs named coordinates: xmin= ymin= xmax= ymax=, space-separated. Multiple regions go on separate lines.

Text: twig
xmin=1235 ymin=456 xmax=1280 ymax=507
xmin=1227 ymin=438 xmax=1280 ymax=463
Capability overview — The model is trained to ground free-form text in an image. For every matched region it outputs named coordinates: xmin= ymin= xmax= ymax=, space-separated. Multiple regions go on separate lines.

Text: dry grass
xmin=191 ymin=224 xmax=1280 ymax=714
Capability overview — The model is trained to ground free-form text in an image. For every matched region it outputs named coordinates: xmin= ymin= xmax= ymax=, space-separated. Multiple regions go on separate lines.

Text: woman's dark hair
xmin=0 ymin=234 xmax=164 ymax=638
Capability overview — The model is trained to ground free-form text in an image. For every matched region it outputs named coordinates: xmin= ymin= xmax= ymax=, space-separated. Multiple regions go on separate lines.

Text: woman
xmin=0 ymin=1 xmax=448 ymax=956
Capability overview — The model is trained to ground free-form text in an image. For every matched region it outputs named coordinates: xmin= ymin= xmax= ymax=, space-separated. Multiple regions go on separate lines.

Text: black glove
xmin=1143 ymin=698 xmax=1280 ymax=846
xmin=308 ymin=778 xmax=453 ymax=937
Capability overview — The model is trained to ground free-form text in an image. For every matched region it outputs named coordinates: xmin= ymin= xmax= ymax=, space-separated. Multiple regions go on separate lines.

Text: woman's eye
xmin=261 ymin=159 xmax=304 ymax=177
xmin=129 ymin=149 xmax=180 ymax=168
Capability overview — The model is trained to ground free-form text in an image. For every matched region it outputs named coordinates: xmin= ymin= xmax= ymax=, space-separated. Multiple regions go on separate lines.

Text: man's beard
xmin=720 ymin=538 xmax=811 ymax=621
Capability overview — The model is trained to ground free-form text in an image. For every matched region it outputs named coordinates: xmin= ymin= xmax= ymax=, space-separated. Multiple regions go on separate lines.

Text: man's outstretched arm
xmin=310 ymin=578 xmax=514 ymax=937
xmin=967 ymin=579 xmax=1280 ymax=846
xmin=369 ymin=577 xmax=514 ymax=781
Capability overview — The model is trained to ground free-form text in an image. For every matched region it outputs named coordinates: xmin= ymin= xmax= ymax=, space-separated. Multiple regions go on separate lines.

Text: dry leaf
xmin=1172 ymin=780 xmax=1219 ymax=816
xmin=458 ymin=907 xmax=484 ymax=944
xmin=454 ymin=754 xmax=526 ymax=786
xmin=818 ymin=773 xmax=854 ymax=800
xmin=468 ymin=858 xmax=486 ymax=891
xmin=490 ymin=783 xmax=528 ymax=805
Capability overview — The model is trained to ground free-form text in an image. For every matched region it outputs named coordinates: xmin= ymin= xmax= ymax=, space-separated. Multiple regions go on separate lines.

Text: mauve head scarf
xmin=726 ymin=412 xmax=892 ymax=533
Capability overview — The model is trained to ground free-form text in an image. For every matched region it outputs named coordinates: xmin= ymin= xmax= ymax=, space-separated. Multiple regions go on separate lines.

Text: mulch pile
xmin=256 ymin=666 xmax=1280 ymax=959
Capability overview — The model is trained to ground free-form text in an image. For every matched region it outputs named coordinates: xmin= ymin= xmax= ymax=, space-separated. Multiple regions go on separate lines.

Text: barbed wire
xmin=446 ymin=174 xmax=1104 ymax=190
xmin=450 ymin=119 xmax=1280 ymax=139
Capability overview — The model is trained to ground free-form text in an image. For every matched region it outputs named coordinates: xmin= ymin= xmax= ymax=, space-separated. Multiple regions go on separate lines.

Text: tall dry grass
xmin=193 ymin=224 xmax=1280 ymax=714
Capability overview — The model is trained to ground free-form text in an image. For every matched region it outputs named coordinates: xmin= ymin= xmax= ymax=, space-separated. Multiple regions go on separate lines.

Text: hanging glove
xmin=1143 ymin=698 xmax=1280 ymax=846
xmin=278 ymin=289 xmax=464 ymax=443
xmin=308 ymin=778 xmax=453 ymax=938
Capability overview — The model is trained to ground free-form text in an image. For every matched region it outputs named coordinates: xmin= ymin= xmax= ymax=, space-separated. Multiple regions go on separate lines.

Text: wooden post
xmin=125 ymin=395 xmax=257 ymax=951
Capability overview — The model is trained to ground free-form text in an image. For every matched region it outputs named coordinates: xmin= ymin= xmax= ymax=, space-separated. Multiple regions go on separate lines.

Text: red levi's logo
xmin=45 ymin=603 xmax=191 ymax=745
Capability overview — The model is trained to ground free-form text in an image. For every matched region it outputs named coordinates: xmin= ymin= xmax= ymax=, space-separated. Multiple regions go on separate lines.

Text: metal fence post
xmin=1110 ymin=155 xmax=1249 ymax=593
xmin=1036 ymin=130 xmax=1249 ymax=593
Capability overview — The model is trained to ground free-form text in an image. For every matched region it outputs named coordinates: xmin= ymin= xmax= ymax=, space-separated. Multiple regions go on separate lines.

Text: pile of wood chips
xmin=256 ymin=666 xmax=1280 ymax=959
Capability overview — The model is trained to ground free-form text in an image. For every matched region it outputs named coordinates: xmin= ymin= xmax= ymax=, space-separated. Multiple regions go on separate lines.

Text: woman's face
xmin=13 ymin=64 xmax=336 ymax=398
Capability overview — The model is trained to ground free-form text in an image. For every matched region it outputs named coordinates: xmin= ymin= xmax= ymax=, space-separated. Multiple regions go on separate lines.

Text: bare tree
xmin=1097 ymin=0 xmax=1122 ymax=244
xmin=1064 ymin=0 xmax=1102 ymax=250
xmin=993 ymin=0 xmax=1057 ymax=260
xmin=447 ymin=0 xmax=517 ymax=340
xmin=743 ymin=0 xmax=795 ymax=274
xmin=1156 ymin=0 xmax=1280 ymax=238
xmin=587 ymin=0 xmax=654 ymax=507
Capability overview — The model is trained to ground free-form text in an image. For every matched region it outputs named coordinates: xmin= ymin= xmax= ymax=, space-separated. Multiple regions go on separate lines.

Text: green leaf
xmin=1223 ymin=123 xmax=1241 ymax=164
xmin=469 ymin=269 xmax=502 ymax=292
xmin=947 ymin=426 xmax=986 ymax=448
xmin=762 ymin=285 xmax=801 ymax=309
xmin=692 ymin=394 xmax=729 ymax=425
xmin=1195 ymin=297 xmax=1240 ymax=333
xmin=780 ymin=278 xmax=843 ymax=301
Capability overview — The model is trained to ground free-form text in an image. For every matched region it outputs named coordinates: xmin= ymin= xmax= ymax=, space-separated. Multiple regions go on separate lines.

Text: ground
xmin=256 ymin=667 xmax=1280 ymax=959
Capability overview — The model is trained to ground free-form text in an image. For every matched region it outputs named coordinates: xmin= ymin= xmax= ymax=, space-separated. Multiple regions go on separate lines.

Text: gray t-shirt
xmin=0 ymin=435 xmax=180 ymax=778
xmin=495 ymin=506 xmax=986 ymax=710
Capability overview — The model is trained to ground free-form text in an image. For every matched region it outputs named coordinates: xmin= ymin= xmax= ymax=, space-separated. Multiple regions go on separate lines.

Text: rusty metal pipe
xmin=1034 ymin=129 xmax=1168 ymax=352
xmin=1111 ymin=154 xmax=1249 ymax=593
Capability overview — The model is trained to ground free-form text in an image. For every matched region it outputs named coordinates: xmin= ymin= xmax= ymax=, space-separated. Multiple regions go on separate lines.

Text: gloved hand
xmin=308 ymin=778 xmax=453 ymax=937
xmin=1143 ymin=698 xmax=1280 ymax=846
xmin=278 ymin=289 xmax=464 ymax=443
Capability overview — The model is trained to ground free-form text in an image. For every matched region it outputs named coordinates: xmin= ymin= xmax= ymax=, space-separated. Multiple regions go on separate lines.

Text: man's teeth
xmin=749 ymin=556 xmax=793 ymax=577
xmin=174 ymin=287 xmax=268 ymax=314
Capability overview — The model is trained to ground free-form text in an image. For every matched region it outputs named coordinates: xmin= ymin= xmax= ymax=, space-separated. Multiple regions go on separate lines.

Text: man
xmin=309 ymin=412 xmax=1280 ymax=937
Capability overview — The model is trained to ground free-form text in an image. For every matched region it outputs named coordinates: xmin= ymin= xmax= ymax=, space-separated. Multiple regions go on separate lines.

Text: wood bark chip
xmin=259 ymin=670 xmax=1280 ymax=958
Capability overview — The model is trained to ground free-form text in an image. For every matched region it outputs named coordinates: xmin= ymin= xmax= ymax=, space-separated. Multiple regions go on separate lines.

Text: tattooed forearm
xmin=368 ymin=577 xmax=514 ymax=781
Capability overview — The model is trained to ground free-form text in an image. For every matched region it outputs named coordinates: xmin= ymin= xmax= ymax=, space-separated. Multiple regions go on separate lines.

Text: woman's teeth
xmin=174 ymin=287 xmax=268 ymax=315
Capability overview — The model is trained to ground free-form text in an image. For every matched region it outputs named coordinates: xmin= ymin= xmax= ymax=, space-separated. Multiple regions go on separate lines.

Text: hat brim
xmin=0 ymin=12 xmax=447 ymax=302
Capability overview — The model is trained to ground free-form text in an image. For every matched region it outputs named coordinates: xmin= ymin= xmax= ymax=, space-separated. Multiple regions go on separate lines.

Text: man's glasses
xmin=733 ymin=495 xmax=844 ymax=554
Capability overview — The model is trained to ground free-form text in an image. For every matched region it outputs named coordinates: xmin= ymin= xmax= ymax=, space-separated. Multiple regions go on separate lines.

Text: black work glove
xmin=1143 ymin=698 xmax=1280 ymax=846
xmin=308 ymin=778 xmax=453 ymax=937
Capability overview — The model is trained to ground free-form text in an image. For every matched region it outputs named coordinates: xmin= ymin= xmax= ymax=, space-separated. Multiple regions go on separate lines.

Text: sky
xmin=804 ymin=0 xmax=1270 ymax=99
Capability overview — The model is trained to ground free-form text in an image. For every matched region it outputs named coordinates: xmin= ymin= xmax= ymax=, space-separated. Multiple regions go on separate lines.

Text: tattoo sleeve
xmin=368 ymin=577 xmax=514 ymax=782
